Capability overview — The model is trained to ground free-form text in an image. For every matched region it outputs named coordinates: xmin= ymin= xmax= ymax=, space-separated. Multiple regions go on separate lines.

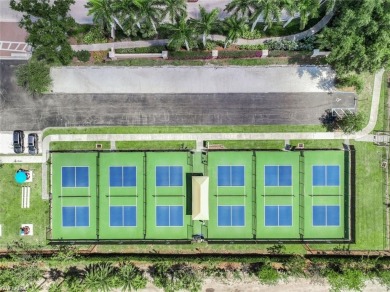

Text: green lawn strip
xmin=208 ymin=140 xmax=285 ymax=149
xmin=50 ymin=141 xmax=111 ymax=151
xmin=289 ymin=140 xmax=344 ymax=149
xmin=374 ymin=71 xmax=389 ymax=131
xmin=310 ymin=141 xmax=385 ymax=251
xmin=355 ymin=72 xmax=376 ymax=128
xmin=43 ymin=125 xmax=325 ymax=138
xmin=95 ymin=242 xmax=306 ymax=254
xmin=116 ymin=140 xmax=196 ymax=150
xmin=0 ymin=164 xmax=47 ymax=248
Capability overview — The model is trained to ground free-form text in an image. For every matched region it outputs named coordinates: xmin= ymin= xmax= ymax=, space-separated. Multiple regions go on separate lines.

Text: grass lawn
xmin=356 ymin=72 xmax=376 ymax=128
xmin=289 ymin=140 xmax=345 ymax=149
xmin=116 ymin=140 xmax=196 ymax=150
xmin=374 ymin=71 xmax=389 ymax=132
xmin=208 ymin=140 xmax=285 ymax=149
xmin=50 ymin=141 xmax=111 ymax=151
xmin=43 ymin=125 xmax=325 ymax=138
xmin=310 ymin=141 xmax=385 ymax=251
xmin=0 ymin=163 xmax=48 ymax=248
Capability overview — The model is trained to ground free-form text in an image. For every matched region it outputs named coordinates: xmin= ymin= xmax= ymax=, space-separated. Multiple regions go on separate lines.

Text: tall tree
xmin=318 ymin=0 xmax=390 ymax=73
xmin=285 ymin=0 xmax=320 ymax=30
xmin=10 ymin=0 xmax=76 ymax=65
xmin=223 ymin=16 xmax=248 ymax=48
xmin=192 ymin=6 xmax=220 ymax=47
xmin=135 ymin=0 xmax=162 ymax=33
xmin=250 ymin=0 xmax=283 ymax=32
xmin=85 ymin=0 xmax=119 ymax=38
xmin=165 ymin=16 xmax=197 ymax=51
xmin=224 ymin=0 xmax=256 ymax=19
xmin=161 ymin=0 xmax=187 ymax=24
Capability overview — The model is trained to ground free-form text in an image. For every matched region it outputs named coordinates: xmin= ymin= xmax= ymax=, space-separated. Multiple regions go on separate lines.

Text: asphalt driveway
xmin=0 ymin=60 xmax=356 ymax=131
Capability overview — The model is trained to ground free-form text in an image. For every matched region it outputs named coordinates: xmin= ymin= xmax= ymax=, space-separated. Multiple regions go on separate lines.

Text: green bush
xmin=82 ymin=27 xmax=107 ymax=44
xmin=241 ymin=29 xmax=262 ymax=40
xmin=169 ymin=51 xmax=211 ymax=60
xmin=326 ymin=269 xmax=366 ymax=292
xmin=264 ymin=37 xmax=315 ymax=51
xmin=335 ymin=74 xmax=364 ymax=93
xmin=74 ymin=50 xmax=91 ymax=62
xmin=257 ymin=264 xmax=280 ymax=285
xmin=16 ymin=60 xmax=52 ymax=95
xmin=238 ymin=44 xmax=266 ymax=50
xmin=116 ymin=46 xmax=167 ymax=54
xmin=377 ymin=270 xmax=390 ymax=290
xmin=116 ymin=262 xmax=147 ymax=291
xmin=218 ymin=50 xmax=262 ymax=58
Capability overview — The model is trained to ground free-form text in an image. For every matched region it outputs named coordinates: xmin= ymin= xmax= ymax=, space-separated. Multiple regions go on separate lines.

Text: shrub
xmin=169 ymin=51 xmax=211 ymax=60
xmin=335 ymin=74 xmax=364 ymax=93
xmin=338 ymin=112 xmax=365 ymax=134
xmin=218 ymin=50 xmax=262 ymax=59
xmin=264 ymin=37 xmax=315 ymax=51
xmin=16 ymin=60 xmax=52 ymax=95
xmin=74 ymin=50 xmax=91 ymax=62
xmin=82 ymin=27 xmax=107 ymax=44
xmin=241 ymin=29 xmax=262 ymax=40
xmin=326 ymin=269 xmax=366 ymax=292
xmin=377 ymin=270 xmax=390 ymax=290
xmin=91 ymin=51 xmax=108 ymax=63
xmin=116 ymin=46 xmax=167 ymax=54
xmin=116 ymin=262 xmax=147 ymax=291
xmin=257 ymin=264 xmax=280 ymax=285
xmin=238 ymin=44 xmax=266 ymax=50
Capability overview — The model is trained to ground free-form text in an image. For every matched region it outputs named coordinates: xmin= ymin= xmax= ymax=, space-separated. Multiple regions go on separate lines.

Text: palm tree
xmin=224 ymin=0 xmax=256 ymax=19
xmin=223 ymin=16 xmax=248 ymax=48
xmin=136 ymin=0 xmax=162 ymax=33
xmin=165 ymin=16 xmax=197 ymax=51
xmin=85 ymin=0 xmax=117 ymax=38
xmin=192 ymin=6 xmax=220 ymax=47
xmin=161 ymin=0 xmax=187 ymax=24
xmin=111 ymin=0 xmax=139 ymax=36
xmin=250 ymin=0 xmax=283 ymax=32
xmin=117 ymin=262 xmax=147 ymax=291
xmin=286 ymin=0 xmax=320 ymax=30
xmin=83 ymin=263 xmax=115 ymax=292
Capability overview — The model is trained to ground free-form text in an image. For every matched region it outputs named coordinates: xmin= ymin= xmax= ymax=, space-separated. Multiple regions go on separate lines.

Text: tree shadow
xmin=319 ymin=109 xmax=339 ymax=132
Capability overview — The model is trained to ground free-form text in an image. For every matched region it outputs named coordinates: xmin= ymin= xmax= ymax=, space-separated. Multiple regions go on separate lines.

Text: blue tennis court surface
xmin=218 ymin=206 xmax=245 ymax=226
xmin=110 ymin=206 xmax=136 ymax=226
xmin=62 ymin=167 xmax=89 ymax=187
xmin=156 ymin=166 xmax=183 ymax=186
xmin=156 ymin=206 xmax=183 ymax=226
xmin=62 ymin=206 xmax=89 ymax=227
xmin=265 ymin=166 xmax=292 ymax=186
xmin=110 ymin=166 xmax=136 ymax=187
xmin=313 ymin=205 xmax=340 ymax=226
xmin=313 ymin=165 xmax=340 ymax=186
xmin=265 ymin=206 xmax=292 ymax=226
xmin=218 ymin=166 xmax=245 ymax=186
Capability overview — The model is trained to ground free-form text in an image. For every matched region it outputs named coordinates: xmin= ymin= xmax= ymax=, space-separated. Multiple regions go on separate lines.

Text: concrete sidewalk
xmin=51 ymin=65 xmax=336 ymax=94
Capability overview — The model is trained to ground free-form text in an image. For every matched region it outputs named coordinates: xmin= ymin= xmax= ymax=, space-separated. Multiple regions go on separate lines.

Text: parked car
xmin=28 ymin=133 xmax=38 ymax=155
xmin=13 ymin=130 xmax=24 ymax=154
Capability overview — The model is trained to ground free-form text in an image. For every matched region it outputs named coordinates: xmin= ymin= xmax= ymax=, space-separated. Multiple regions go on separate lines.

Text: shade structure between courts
xmin=256 ymin=151 xmax=300 ymax=239
xmin=192 ymin=176 xmax=209 ymax=220
xmin=207 ymin=151 xmax=253 ymax=239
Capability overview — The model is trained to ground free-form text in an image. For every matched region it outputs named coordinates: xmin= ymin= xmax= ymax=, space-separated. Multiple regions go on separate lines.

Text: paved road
xmin=0 ymin=60 xmax=355 ymax=130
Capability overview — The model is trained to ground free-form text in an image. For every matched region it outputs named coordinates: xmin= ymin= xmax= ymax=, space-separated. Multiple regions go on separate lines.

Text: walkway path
xmin=71 ymin=11 xmax=334 ymax=52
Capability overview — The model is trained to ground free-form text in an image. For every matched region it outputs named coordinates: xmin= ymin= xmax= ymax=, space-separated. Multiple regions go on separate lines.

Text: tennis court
xmin=207 ymin=151 xmax=253 ymax=239
xmin=49 ymin=149 xmax=350 ymax=242
xmin=98 ymin=152 xmax=144 ymax=239
xmin=145 ymin=152 xmax=192 ymax=240
xmin=51 ymin=153 xmax=97 ymax=240
xmin=256 ymin=152 xmax=300 ymax=239
xmin=303 ymin=151 xmax=346 ymax=239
